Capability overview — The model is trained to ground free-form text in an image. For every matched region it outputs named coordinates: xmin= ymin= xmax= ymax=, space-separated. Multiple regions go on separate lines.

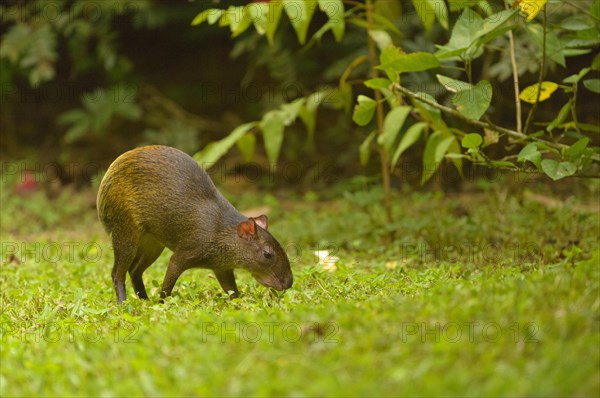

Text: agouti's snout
xmin=97 ymin=145 xmax=293 ymax=303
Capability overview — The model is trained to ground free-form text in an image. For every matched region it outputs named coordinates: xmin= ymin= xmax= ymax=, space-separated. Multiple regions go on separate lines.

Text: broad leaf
xmin=436 ymin=8 xmax=482 ymax=58
xmin=518 ymin=0 xmax=547 ymax=21
xmin=547 ymin=101 xmax=571 ymax=132
xmin=526 ymin=23 xmax=565 ymax=67
xmin=421 ymin=131 xmax=455 ymax=184
xmin=260 ymin=110 xmax=287 ymax=163
xmin=583 ymin=78 xmax=600 ymax=93
xmin=377 ymin=51 xmax=440 ymax=77
xmin=565 ymin=137 xmax=590 ymax=161
xmin=266 ymin=1 xmax=284 ymax=44
xmin=436 ymin=9 xmax=515 ymax=60
xmin=194 ymin=122 xmax=257 ymax=166
xmin=563 ymin=67 xmax=591 ymax=84
xmin=280 ymin=98 xmax=305 ymax=125
xmin=391 ymin=122 xmax=426 ymax=169
xmin=412 ymin=0 xmax=448 ymax=30
xmin=378 ymin=106 xmax=412 ymax=153
xmin=364 ymin=78 xmax=392 ymax=89
xmin=318 ymin=0 xmax=345 ymax=42
xmin=369 ymin=30 xmax=393 ymax=51
xmin=437 ymin=75 xmax=492 ymax=120
xmin=517 ymin=142 xmax=541 ymax=169
xmin=541 ymin=159 xmax=577 ymax=181
xmin=353 ymin=95 xmax=377 ymax=126
xmin=379 ymin=46 xmax=403 ymax=82
xmin=519 ymin=81 xmax=558 ymax=104
xmin=191 ymin=9 xmax=223 ymax=26
xmin=461 ymin=133 xmax=483 ymax=149
xmin=283 ymin=0 xmax=317 ymax=45
xmin=359 ymin=131 xmax=377 ymax=166
xmin=236 ymin=133 xmax=256 ymax=162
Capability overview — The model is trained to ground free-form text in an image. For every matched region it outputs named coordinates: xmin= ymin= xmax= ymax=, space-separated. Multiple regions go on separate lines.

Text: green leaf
xmin=563 ymin=67 xmax=591 ymax=84
xmin=377 ymin=51 xmax=440 ymax=76
xmin=379 ymin=46 xmax=402 ymax=83
xmin=412 ymin=0 xmax=449 ymax=30
xmin=583 ymin=79 xmax=600 ymax=93
xmin=193 ymin=122 xmax=257 ymax=166
xmin=541 ymin=159 xmax=577 ymax=181
xmin=378 ymin=106 xmax=412 ymax=153
xmin=547 ymin=101 xmax=572 ymax=132
xmin=246 ymin=3 xmax=270 ymax=35
xmin=359 ymin=131 xmax=377 ymax=166
xmin=266 ymin=1 xmax=284 ymax=44
xmin=57 ymin=109 xmax=88 ymax=126
xmin=260 ymin=111 xmax=287 ymax=163
xmin=461 ymin=133 xmax=483 ymax=149
xmin=560 ymin=15 xmax=595 ymax=31
xmin=364 ymin=78 xmax=391 ymax=89
xmin=191 ymin=9 xmax=223 ymax=26
xmin=64 ymin=121 xmax=91 ymax=144
xmin=283 ymin=0 xmax=317 ymax=45
xmin=298 ymin=105 xmax=317 ymax=143
xmin=368 ymin=30 xmax=393 ymax=51
xmin=236 ymin=133 xmax=256 ymax=162
xmin=447 ymin=136 xmax=464 ymax=177
xmin=280 ymin=98 xmax=305 ymax=125
xmin=436 ymin=9 xmax=515 ymax=60
xmin=391 ymin=122 xmax=426 ymax=169
xmin=477 ymin=10 xmax=516 ymax=41
xmin=412 ymin=92 xmax=441 ymax=121
xmin=437 ymin=75 xmax=492 ymax=120
xmin=309 ymin=1 xmax=346 ymax=44
xmin=526 ymin=23 xmax=566 ymax=67
xmin=421 ymin=131 xmax=455 ymax=184
xmin=565 ymin=137 xmax=590 ymax=162
xmin=437 ymin=8 xmax=482 ymax=57
xmin=448 ymin=0 xmax=480 ymax=12
xmin=592 ymin=53 xmax=600 ymax=71
xmin=517 ymin=142 xmax=541 ymax=169
xmin=490 ymin=160 xmax=517 ymax=169
xmin=318 ymin=0 xmax=345 ymax=42
xmin=353 ymin=95 xmax=377 ymax=126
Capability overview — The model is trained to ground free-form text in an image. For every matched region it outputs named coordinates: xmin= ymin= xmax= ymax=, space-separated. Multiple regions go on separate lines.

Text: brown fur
xmin=97 ymin=145 xmax=293 ymax=303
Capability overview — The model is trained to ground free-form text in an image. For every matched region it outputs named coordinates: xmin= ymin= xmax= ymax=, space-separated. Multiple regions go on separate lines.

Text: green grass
xmin=1 ymin=179 xmax=599 ymax=396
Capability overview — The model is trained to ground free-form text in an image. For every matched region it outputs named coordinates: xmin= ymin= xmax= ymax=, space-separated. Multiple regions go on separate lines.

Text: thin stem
xmin=563 ymin=0 xmax=600 ymax=22
xmin=505 ymin=2 xmax=522 ymax=133
xmin=570 ymin=84 xmax=581 ymax=134
xmin=391 ymin=82 xmax=600 ymax=162
xmin=523 ymin=5 xmax=547 ymax=134
xmin=366 ymin=0 xmax=393 ymax=235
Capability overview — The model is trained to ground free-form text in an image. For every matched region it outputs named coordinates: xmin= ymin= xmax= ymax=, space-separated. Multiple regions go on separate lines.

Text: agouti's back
xmin=98 ymin=145 xmax=242 ymax=249
xmin=97 ymin=145 xmax=292 ymax=303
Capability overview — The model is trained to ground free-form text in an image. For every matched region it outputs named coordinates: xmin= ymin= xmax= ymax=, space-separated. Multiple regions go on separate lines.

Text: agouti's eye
xmin=263 ymin=248 xmax=273 ymax=259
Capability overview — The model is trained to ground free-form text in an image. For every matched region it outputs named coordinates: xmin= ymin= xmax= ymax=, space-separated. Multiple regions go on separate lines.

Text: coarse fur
xmin=97 ymin=145 xmax=293 ymax=303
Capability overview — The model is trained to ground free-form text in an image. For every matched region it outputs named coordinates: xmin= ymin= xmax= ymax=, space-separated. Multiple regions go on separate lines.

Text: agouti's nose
xmin=281 ymin=273 xmax=293 ymax=290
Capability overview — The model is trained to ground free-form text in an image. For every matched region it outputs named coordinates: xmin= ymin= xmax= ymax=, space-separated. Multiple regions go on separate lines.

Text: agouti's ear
xmin=237 ymin=219 xmax=257 ymax=239
xmin=253 ymin=215 xmax=268 ymax=230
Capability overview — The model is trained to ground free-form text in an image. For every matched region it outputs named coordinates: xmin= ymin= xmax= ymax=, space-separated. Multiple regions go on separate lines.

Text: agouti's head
xmin=236 ymin=215 xmax=293 ymax=291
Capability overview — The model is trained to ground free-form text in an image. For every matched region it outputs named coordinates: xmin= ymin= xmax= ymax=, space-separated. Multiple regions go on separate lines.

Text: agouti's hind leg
xmin=129 ymin=234 xmax=164 ymax=299
xmin=111 ymin=229 xmax=140 ymax=303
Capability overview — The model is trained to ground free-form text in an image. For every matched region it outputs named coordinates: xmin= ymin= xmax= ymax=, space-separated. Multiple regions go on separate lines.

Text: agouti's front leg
xmin=214 ymin=269 xmax=239 ymax=298
xmin=160 ymin=252 xmax=191 ymax=299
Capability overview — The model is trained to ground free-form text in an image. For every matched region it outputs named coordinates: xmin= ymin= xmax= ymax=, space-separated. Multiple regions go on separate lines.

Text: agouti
xmin=97 ymin=145 xmax=293 ymax=303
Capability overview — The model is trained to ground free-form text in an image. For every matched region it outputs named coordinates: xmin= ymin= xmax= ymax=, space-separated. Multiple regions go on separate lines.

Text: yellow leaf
xmin=519 ymin=81 xmax=558 ymax=104
xmin=518 ymin=0 xmax=547 ymax=21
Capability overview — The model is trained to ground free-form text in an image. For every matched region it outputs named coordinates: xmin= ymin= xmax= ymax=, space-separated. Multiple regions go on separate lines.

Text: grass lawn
xmin=1 ymin=177 xmax=599 ymax=396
